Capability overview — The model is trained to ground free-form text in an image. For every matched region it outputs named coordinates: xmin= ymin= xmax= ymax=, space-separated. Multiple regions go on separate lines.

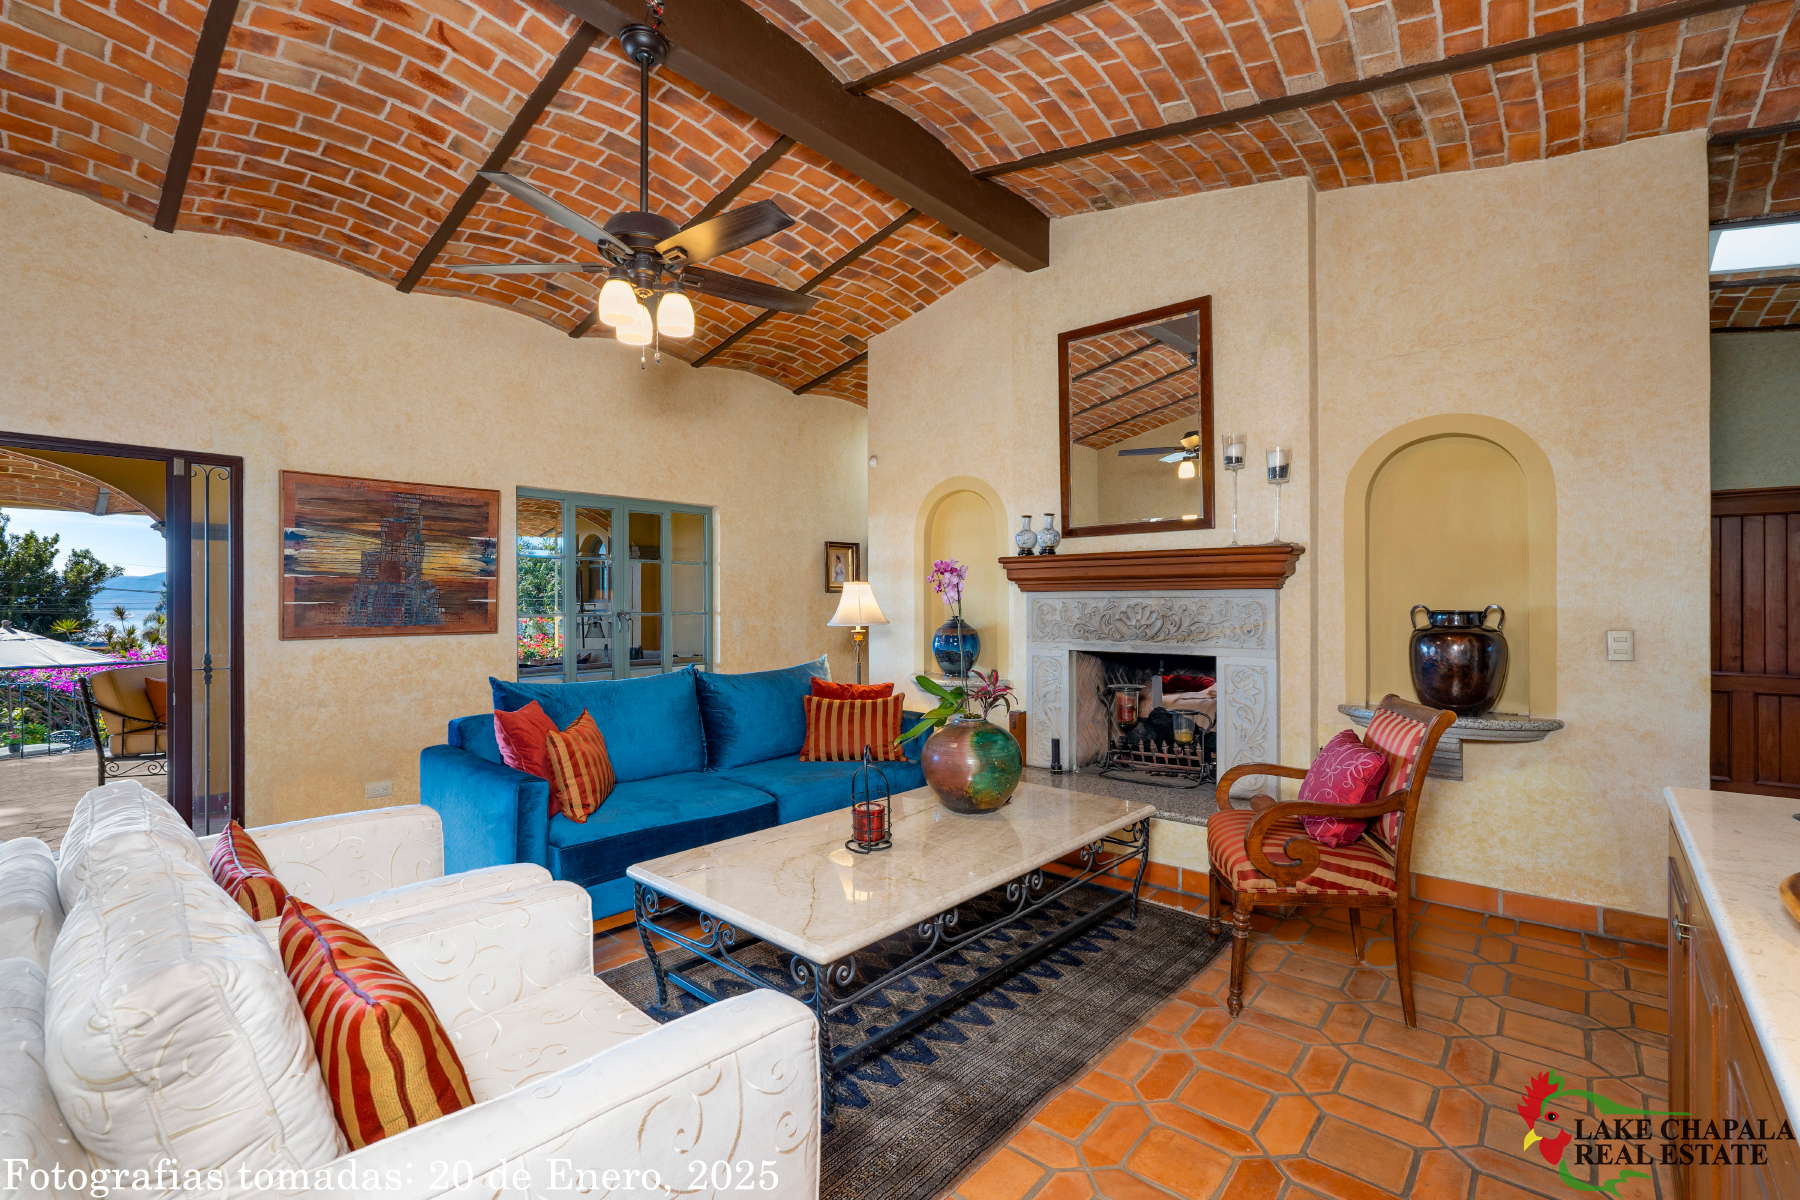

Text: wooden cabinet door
xmin=1671 ymin=844 xmax=1723 ymax=1200
xmin=1712 ymin=488 xmax=1800 ymax=798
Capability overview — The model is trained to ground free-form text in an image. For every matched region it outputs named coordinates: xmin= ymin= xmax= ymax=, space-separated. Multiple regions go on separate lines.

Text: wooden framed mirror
xmin=1058 ymin=296 xmax=1214 ymax=539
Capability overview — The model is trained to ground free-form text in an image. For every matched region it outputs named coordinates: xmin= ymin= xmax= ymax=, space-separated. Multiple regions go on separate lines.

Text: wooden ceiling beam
xmin=845 ymin=0 xmax=1105 ymax=95
xmin=1071 ymin=364 xmax=1191 ymax=417
xmin=398 ymin=23 xmax=603 ymax=294
xmin=1710 ymin=120 xmax=1800 ymax=146
xmin=553 ymin=0 xmax=1049 ymax=271
xmin=153 ymin=0 xmax=241 ymax=232
xmin=1076 ymin=394 xmax=1196 ymax=444
xmin=690 ymin=207 xmax=917 ymax=366
xmin=973 ymin=0 xmax=1755 ymax=179
xmin=794 ymin=351 xmax=867 ymax=396
xmin=1711 ymin=276 xmax=1800 ymax=290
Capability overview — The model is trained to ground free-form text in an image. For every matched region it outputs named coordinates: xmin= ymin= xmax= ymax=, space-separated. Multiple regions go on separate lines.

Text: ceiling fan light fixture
xmin=1177 ymin=459 xmax=1196 ymax=479
xmin=598 ymin=275 xmax=637 ymax=326
xmin=617 ymin=301 xmax=655 ymax=347
xmin=658 ymin=287 xmax=695 ymax=338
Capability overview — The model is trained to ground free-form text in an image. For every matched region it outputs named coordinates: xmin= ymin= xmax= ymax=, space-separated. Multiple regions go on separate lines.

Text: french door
xmin=1711 ymin=486 xmax=1800 ymax=797
xmin=516 ymin=490 xmax=712 ymax=682
xmin=0 ymin=432 xmax=244 ymax=832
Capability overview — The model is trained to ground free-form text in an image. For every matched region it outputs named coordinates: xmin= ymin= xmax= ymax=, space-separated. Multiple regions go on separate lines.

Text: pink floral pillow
xmin=1296 ymin=730 xmax=1391 ymax=848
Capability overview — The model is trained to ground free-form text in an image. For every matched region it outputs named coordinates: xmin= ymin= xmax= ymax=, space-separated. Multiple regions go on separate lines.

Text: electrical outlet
xmin=364 ymin=780 xmax=393 ymax=799
xmin=1606 ymin=630 xmax=1635 ymax=662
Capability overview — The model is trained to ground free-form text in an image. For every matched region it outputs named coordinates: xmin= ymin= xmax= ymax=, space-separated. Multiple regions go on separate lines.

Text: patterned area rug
xmin=600 ymin=884 xmax=1227 ymax=1200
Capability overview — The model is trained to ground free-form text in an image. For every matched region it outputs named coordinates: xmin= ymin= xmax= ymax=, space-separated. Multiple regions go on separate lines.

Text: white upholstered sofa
xmin=0 ymin=782 xmax=820 ymax=1200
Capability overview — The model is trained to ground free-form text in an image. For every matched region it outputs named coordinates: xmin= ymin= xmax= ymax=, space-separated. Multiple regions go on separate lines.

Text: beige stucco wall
xmin=0 ymin=172 xmax=870 ymax=826
xmin=1712 ymin=329 xmax=1800 ymax=491
xmin=869 ymin=133 xmax=1712 ymax=915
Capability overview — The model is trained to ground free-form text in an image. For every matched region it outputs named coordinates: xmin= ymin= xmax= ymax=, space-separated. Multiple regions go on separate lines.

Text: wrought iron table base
xmin=632 ymin=818 xmax=1151 ymax=1117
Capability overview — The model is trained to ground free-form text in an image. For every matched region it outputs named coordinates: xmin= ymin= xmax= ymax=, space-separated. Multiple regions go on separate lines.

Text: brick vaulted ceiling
xmin=2 ymin=0 xmax=1798 ymax=406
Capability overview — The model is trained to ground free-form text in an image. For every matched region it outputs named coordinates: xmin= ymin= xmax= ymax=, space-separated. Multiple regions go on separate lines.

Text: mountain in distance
xmin=91 ymin=572 xmax=166 ymax=627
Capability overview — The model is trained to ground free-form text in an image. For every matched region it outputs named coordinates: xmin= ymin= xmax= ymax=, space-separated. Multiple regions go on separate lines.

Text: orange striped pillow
xmin=280 ymin=896 xmax=474 ymax=1149
xmin=800 ymin=694 xmax=907 ymax=762
xmin=210 ymin=820 xmax=289 ymax=920
xmin=543 ymin=710 xmax=616 ymax=823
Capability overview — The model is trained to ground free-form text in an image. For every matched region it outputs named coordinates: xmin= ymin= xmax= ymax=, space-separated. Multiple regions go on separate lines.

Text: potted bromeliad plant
xmin=898 ymin=668 xmax=1023 ymax=814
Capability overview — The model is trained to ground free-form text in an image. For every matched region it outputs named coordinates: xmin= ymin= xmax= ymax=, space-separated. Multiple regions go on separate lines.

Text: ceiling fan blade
xmin=446 ymin=262 xmax=608 ymax=275
xmin=478 ymin=172 xmax=630 ymax=255
xmin=1117 ymin=447 xmax=1183 ymax=456
xmin=658 ymin=199 xmax=794 ymax=265
xmin=1159 ymin=453 xmax=1189 ymax=463
xmin=682 ymin=265 xmax=816 ymax=314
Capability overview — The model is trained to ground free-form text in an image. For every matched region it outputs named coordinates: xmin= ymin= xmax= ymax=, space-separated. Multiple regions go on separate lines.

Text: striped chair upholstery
xmin=1206 ymin=810 xmax=1397 ymax=896
xmin=1361 ymin=707 xmax=1430 ymax=846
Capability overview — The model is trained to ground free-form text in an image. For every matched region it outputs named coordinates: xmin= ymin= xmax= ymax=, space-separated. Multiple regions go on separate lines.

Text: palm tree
xmin=103 ymin=605 xmax=142 ymax=655
xmin=49 ymin=617 xmax=85 ymax=642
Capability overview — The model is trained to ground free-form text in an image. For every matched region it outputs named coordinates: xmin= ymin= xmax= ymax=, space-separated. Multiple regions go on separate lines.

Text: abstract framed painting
xmin=280 ymin=471 xmax=500 ymax=639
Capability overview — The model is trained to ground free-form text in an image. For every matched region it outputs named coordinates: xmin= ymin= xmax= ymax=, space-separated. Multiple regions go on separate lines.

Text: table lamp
xmin=828 ymin=581 xmax=889 ymax=684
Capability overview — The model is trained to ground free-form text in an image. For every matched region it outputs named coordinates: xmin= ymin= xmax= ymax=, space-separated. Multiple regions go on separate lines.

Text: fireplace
xmin=1023 ymin=590 xmax=1280 ymax=797
xmin=1074 ymin=650 xmax=1217 ymax=786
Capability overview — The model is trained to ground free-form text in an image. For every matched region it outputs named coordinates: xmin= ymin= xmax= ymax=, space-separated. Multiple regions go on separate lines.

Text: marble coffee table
xmin=627 ymin=781 xmax=1155 ymax=1113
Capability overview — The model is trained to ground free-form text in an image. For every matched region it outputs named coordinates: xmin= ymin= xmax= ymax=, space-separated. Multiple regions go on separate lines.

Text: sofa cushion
xmin=448 ymin=712 xmax=506 ymax=764
xmin=212 ymin=819 xmax=292 ymax=919
xmin=547 ymin=773 xmax=776 ymax=889
xmin=57 ymin=779 xmax=208 ymax=911
xmin=282 ymin=896 xmax=476 ymax=1149
xmin=800 ymin=693 xmax=908 ymax=762
xmin=0 ymin=838 xmax=63 ymax=969
xmin=47 ymin=845 xmax=345 ymax=1179
xmin=448 ymin=974 xmax=657 ymax=1103
xmin=544 ymin=710 xmax=616 ymax=821
xmin=0 ymin=958 xmax=94 ymax=1187
xmin=694 ymin=656 xmax=828 ymax=770
xmin=492 ymin=670 xmax=705 ymax=782
xmin=719 ymin=754 xmax=927 ymax=825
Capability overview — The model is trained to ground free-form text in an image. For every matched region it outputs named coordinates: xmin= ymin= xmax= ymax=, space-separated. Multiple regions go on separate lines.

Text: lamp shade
xmin=617 ymin=301 xmax=654 ymax=347
xmin=597 ymin=276 xmax=637 ymax=327
xmin=828 ymin=581 xmax=889 ymax=627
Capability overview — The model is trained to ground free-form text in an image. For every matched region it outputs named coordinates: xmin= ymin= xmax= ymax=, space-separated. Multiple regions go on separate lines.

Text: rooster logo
xmin=1516 ymin=1070 xmax=1680 ymax=1193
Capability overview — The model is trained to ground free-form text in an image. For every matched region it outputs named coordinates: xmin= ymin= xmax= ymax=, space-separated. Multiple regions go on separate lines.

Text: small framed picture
xmin=824 ymin=541 xmax=860 ymax=593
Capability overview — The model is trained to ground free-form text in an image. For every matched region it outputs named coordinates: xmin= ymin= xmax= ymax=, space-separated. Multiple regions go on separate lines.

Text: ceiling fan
xmin=1118 ymin=430 xmax=1203 ymax=478
xmin=445 ymin=18 xmax=815 ymax=358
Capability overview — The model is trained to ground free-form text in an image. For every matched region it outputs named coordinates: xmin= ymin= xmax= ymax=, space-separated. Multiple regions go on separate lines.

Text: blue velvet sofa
xmin=420 ymin=659 xmax=925 ymax=917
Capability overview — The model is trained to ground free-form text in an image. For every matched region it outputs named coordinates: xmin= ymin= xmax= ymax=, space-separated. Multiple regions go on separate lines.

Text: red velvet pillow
xmin=1162 ymin=674 xmax=1215 ymax=693
xmin=1295 ymin=730 xmax=1391 ymax=848
xmin=810 ymin=678 xmax=895 ymax=700
xmin=494 ymin=701 xmax=556 ymax=800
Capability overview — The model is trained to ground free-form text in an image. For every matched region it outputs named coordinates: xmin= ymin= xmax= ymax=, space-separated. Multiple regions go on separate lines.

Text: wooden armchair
xmin=1205 ymin=694 xmax=1456 ymax=1027
xmin=79 ymin=664 xmax=168 ymax=787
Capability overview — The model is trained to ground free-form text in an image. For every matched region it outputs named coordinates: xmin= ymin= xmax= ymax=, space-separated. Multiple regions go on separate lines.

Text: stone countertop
xmin=1337 ymin=704 xmax=1564 ymax=738
xmin=1665 ymin=787 xmax=1800 ymax=1117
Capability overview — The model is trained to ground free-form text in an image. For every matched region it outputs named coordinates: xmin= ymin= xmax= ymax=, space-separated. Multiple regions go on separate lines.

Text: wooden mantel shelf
xmin=998 ymin=544 xmax=1305 ymax=592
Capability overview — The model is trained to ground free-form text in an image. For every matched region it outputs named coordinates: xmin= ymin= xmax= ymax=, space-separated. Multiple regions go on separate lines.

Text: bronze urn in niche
xmin=1409 ymin=605 xmax=1508 ymax=717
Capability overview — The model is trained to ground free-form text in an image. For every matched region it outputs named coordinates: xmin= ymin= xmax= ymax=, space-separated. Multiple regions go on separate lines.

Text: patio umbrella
xmin=0 ymin=621 xmax=119 ymax=669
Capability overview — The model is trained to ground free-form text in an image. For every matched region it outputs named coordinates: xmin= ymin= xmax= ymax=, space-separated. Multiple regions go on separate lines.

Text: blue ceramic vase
xmin=931 ymin=618 xmax=980 ymax=677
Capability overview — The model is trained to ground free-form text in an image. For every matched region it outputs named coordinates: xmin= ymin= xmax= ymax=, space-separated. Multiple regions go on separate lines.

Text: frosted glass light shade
xmin=658 ymin=290 xmax=695 ymax=338
xmin=1177 ymin=458 xmax=1196 ymax=479
xmin=597 ymin=277 xmax=637 ymax=327
xmin=828 ymin=581 xmax=889 ymax=627
xmin=617 ymin=302 xmax=654 ymax=346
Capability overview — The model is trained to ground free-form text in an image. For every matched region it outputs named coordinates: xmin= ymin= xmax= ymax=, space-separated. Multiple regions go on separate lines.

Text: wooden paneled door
xmin=1712 ymin=487 xmax=1800 ymax=797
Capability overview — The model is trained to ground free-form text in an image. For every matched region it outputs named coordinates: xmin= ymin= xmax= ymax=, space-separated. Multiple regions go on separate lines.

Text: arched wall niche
xmin=1345 ymin=416 xmax=1558 ymax=717
xmin=914 ymin=476 xmax=1011 ymax=680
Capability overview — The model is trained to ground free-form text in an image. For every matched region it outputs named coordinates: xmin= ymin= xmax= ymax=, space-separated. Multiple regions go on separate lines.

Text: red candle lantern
xmin=845 ymin=745 xmax=893 ymax=854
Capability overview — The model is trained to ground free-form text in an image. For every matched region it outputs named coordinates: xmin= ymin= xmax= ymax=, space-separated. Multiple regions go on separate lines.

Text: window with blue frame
xmin=515 ymin=490 xmax=712 ymax=681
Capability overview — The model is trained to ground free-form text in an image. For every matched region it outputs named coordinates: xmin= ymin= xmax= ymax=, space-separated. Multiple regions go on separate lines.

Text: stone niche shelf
xmin=1337 ymin=704 xmax=1565 ymax=782
xmin=999 ymin=543 xmax=1306 ymax=592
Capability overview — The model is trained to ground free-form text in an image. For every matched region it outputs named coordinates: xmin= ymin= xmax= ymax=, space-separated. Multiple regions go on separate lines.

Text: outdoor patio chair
xmin=79 ymin=664 xmax=167 ymax=787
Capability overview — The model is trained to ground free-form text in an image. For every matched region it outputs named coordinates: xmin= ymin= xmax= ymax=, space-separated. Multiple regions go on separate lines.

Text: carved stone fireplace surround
xmin=1002 ymin=547 xmax=1304 ymax=799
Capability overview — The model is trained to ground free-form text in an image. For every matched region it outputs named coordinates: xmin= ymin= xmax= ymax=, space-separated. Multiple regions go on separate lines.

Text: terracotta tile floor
xmin=592 ymin=897 xmax=1673 ymax=1200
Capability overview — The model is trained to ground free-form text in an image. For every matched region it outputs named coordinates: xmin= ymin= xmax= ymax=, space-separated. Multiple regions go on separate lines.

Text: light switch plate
xmin=1606 ymin=630 xmax=1635 ymax=662
xmin=365 ymin=780 xmax=393 ymax=799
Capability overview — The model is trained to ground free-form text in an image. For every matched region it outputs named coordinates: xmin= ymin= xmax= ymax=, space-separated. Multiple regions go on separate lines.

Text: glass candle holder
xmin=845 ymin=745 xmax=893 ymax=853
xmin=851 ymin=799 xmax=888 ymax=844
xmin=1222 ymin=433 xmax=1246 ymax=546
xmin=1112 ymin=686 xmax=1142 ymax=730
xmin=1266 ymin=446 xmax=1291 ymax=543
xmin=1172 ymin=712 xmax=1197 ymax=749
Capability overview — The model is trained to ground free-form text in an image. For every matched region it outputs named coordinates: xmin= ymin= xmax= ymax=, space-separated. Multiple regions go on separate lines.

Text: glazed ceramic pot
xmin=1409 ymin=604 xmax=1508 ymax=717
xmin=931 ymin=618 xmax=980 ymax=677
xmin=921 ymin=713 xmax=1023 ymax=814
